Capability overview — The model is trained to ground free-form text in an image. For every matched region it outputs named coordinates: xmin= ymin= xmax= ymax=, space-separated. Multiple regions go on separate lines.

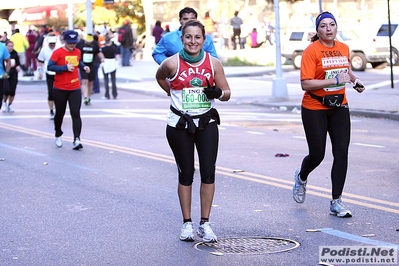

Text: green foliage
xmin=223 ymin=56 xmax=262 ymax=66
xmin=73 ymin=0 xmax=145 ymax=32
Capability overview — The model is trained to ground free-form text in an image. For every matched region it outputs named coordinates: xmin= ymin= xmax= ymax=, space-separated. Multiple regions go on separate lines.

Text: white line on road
xmin=352 ymin=143 xmax=385 ymax=148
xmin=245 ymin=131 xmax=265 ymax=135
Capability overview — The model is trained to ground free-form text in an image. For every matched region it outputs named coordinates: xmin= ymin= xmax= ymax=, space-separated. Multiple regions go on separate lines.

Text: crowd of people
xmin=150 ymin=10 xmax=275 ymax=51
xmin=0 ymin=7 xmax=366 ymax=244
xmin=0 ymin=21 xmax=135 ymax=150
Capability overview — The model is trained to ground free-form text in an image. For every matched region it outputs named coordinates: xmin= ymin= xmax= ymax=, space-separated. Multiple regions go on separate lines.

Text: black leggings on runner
xmin=300 ymin=106 xmax=350 ymax=199
xmin=46 ymin=74 xmax=55 ymax=101
xmin=4 ymin=73 xmax=18 ymax=97
xmin=53 ymin=88 xmax=82 ymax=139
xmin=166 ymin=122 xmax=219 ymax=186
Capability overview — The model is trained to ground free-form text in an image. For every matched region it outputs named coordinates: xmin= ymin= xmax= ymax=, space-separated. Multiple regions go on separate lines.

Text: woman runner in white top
xmin=156 ymin=20 xmax=231 ymax=243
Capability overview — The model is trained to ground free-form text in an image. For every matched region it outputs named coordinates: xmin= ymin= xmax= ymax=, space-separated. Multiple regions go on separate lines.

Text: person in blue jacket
xmin=152 ymin=7 xmax=218 ymax=65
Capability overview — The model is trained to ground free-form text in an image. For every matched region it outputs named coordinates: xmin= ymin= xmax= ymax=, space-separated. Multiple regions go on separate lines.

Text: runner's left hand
xmin=203 ymin=78 xmax=222 ymax=99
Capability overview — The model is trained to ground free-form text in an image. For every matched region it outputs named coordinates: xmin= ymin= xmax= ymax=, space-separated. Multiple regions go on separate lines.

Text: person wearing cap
xmin=37 ymin=33 xmax=58 ymax=119
xmin=76 ymin=33 xmax=103 ymax=105
xmin=47 ymin=30 xmax=90 ymax=150
xmin=292 ymin=11 xmax=365 ymax=218
xmin=152 ymin=7 xmax=218 ymax=65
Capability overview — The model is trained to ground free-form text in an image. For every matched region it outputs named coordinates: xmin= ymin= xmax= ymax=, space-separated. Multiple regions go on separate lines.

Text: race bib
xmin=182 ymin=87 xmax=211 ymax=110
xmin=323 ymin=68 xmax=348 ymax=91
xmin=10 ymin=59 xmax=15 ymax=67
xmin=83 ymin=53 xmax=93 ymax=64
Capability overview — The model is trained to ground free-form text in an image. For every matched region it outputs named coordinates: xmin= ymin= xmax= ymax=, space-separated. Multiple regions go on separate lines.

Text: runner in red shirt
xmin=48 ymin=30 xmax=90 ymax=150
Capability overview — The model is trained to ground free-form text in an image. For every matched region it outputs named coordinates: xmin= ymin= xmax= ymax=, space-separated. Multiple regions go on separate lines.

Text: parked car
xmin=374 ymin=23 xmax=398 ymax=66
xmin=281 ymin=29 xmax=390 ymax=71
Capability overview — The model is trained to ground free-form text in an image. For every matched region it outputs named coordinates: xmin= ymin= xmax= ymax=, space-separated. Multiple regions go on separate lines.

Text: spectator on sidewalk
xmin=292 ymin=11 xmax=365 ymax=218
xmin=152 ymin=20 xmax=164 ymax=45
xmin=25 ymin=28 xmax=38 ymax=75
xmin=118 ymin=19 xmax=134 ymax=66
xmin=37 ymin=34 xmax=58 ymax=119
xmin=152 ymin=7 xmax=218 ymax=65
xmin=155 ymin=20 xmax=231 ymax=243
xmin=100 ymin=36 xmax=119 ymax=100
xmin=248 ymin=28 xmax=264 ymax=48
xmin=2 ymin=41 xmax=19 ymax=113
xmin=10 ymin=29 xmax=28 ymax=73
xmin=230 ymin=11 xmax=243 ymax=50
xmin=92 ymin=33 xmax=102 ymax=94
xmin=1 ymin=32 xmax=9 ymax=43
xmin=0 ymin=42 xmax=11 ymax=113
xmin=47 ymin=30 xmax=90 ymax=150
xmin=265 ymin=21 xmax=274 ymax=46
xmin=203 ymin=11 xmax=217 ymax=40
xmin=33 ymin=25 xmax=50 ymax=56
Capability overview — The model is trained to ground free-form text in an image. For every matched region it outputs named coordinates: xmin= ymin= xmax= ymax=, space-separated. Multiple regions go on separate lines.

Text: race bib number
xmin=182 ymin=87 xmax=211 ymax=110
xmin=10 ymin=59 xmax=15 ymax=67
xmin=83 ymin=53 xmax=93 ymax=64
xmin=323 ymin=68 xmax=348 ymax=91
xmin=65 ymin=55 xmax=79 ymax=66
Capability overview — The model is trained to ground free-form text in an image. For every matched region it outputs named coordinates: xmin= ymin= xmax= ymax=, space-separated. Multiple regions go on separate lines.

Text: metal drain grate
xmin=194 ymin=237 xmax=300 ymax=255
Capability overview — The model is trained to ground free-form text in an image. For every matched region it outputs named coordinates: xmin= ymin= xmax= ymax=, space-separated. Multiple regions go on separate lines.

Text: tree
xmin=74 ymin=0 xmax=145 ymax=33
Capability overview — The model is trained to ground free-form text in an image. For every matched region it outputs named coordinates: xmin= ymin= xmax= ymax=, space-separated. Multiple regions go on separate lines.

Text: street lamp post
xmin=68 ymin=2 xmax=74 ymax=30
xmin=86 ymin=0 xmax=93 ymax=34
xmin=271 ymin=0 xmax=288 ymax=99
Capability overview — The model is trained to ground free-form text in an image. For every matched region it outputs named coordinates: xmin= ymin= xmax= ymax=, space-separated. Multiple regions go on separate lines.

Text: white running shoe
xmin=55 ymin=137 xmax=63 ymax=148
xmin=7 ymin=105 xmax=14 ymax=113
xmin=330 ymin=198 xmax=352 ymax=218
xmin=180 ymin=222 xmax=195 ymax=242
xmin=293 ymin=168 xmax=307 ymax=203
xmin=2 ymin=102 xmax=7 ymax=112
xmin=73 ymin=138 xmax=83 ymax=150
xmin=197 ymin=222 xmax=217 ymax=243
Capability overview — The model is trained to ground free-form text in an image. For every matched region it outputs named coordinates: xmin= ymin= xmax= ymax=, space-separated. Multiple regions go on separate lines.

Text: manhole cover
xmin=194 ymin=237 xmax=300 ymax=255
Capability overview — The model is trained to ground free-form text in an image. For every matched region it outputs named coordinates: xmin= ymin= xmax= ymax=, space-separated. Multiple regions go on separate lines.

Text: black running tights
xmin=166 ymin=122 xmax=219 ymax=186
xmin=300 ymin=106 xmax=351 ymax=199
xmin=53 ymin=88 xmax=82 ymax=139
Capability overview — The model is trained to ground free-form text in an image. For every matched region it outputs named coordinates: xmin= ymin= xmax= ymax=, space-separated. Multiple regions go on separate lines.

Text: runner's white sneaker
xmin=55 ymin=137 xmax=63 ymax=148
xmin=197 ymin=222 xmax=217 ymax=243
xmin=293 ymin=168 xmax=307 ymax=203
xmin=73 ymin=138 xmax=83 ymax=150
xmin=330 ymin=198 xmax=352 ymax=218
xmin=1 ymin=102 xmax=7 ymax=112
xmin=180 ymin=222 xmax=195 ymax=242
xmin=7 ymin=105 xmax=14 ymax=113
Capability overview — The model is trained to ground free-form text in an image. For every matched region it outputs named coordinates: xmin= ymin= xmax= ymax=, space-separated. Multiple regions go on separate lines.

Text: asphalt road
xmin=0 ymin=77 xmax=398 ymax=265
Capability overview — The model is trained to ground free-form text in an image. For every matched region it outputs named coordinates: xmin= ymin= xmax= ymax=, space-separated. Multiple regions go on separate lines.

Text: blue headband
xmin=315 ymin=12 xmax=337 ymax=29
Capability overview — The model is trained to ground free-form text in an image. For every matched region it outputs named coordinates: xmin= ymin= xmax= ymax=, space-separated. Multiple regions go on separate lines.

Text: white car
xmin=281 ymin=29 xmax=390 ymax=71
xmin=374 ymin=23 xmax=398 ymax=66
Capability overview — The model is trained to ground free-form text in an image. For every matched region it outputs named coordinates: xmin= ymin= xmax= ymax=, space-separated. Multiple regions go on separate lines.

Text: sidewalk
xmin=19 ymin=59 xmax=399 ymax=121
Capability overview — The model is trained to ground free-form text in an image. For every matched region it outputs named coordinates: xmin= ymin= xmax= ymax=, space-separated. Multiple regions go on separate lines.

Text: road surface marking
xmin=1 ymin=122 xmax=398 ymax=214
xmin=320 ymin=228 xmax=399 ymax=248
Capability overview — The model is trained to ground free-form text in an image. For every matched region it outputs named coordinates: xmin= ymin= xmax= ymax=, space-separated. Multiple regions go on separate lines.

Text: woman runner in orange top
xmin=292 ymin=11 xmax=365 ymax=218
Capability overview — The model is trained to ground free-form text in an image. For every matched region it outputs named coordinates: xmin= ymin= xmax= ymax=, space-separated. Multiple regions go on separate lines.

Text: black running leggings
xmin=166 ymin=122 xmax=219 ymax=186
xmin=300 ymin=106 xmax=351 ymax=199
xmin=3 ymin=73 xmax=18 ymax=97
xmin=46 ymin=74 xmax=55 ymax=101
xmin=53 ymin=88 xmax=82 ymax=139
